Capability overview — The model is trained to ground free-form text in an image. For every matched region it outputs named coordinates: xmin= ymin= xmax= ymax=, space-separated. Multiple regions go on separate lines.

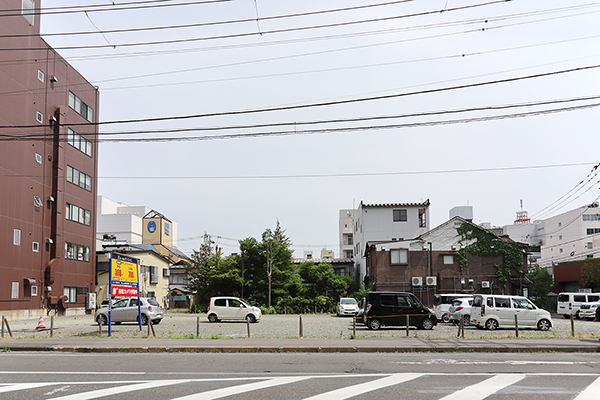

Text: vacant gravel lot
xmin=3 ymin=313 xmax=599 ymax=340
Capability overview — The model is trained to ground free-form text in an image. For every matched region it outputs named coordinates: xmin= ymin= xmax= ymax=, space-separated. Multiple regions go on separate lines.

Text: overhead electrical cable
xmin=0 ymin=0 xmax=234 ymax=17
xmin=0 ymin=1 xmax=516 ymax=51
xmin=1 ymin=63 xmax=598 ymax=132
xmin=0 ymin=0 xmax=417 ymax=38
xmin=2 ymin=95 xmax=598 ymax=140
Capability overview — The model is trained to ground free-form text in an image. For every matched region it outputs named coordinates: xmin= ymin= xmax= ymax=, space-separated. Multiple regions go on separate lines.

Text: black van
xmin=363 ymin=291 xmax=437 ymax=330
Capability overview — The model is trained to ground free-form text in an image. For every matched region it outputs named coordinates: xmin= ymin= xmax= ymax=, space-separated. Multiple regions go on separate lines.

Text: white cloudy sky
xmin=39 ymin=0 xmax=600 ymax=256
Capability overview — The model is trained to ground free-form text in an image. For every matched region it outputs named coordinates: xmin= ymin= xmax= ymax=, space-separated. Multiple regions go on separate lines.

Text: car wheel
xmin=246 ymin=314 xmax=256 ymax=323
xmin=421 ymin=318 xmax=434 ymax=330
xmin=368 ymin=319 xmax=381 ymax=330
xmin=141 ymin=315 xmax=149 ymax=325
xmin=463 ymin=315 xmax=470 ymax=325
xmin=441 ymin=314 xmax=450 ymax=323
xmin=537 ymin=319 xmax=551 ymax=331
xmin=208 ymin=314 xmax=219 ymax=323
xmin=97 ymin=315 xmax=108 ymax=325
xmin=485 ymin=319 xmax=498 ymax=330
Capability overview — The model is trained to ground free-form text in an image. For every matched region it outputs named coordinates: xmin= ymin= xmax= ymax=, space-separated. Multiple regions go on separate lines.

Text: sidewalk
xmin=2 ymin=337 xmax=600 ymax=353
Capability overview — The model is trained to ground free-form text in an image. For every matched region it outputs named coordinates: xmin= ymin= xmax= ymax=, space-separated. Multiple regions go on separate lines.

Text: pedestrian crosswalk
xmin=1 ymin=373 xmax=599 ymax=399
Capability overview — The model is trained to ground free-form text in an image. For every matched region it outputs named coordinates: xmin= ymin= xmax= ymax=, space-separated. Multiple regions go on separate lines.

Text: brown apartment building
xmin=0 ymin=0 xmax=99 ymax=318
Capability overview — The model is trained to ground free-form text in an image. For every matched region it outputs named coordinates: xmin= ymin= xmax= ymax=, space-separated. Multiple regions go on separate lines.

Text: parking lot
xmin=4 ymin=313 xmax=599 ymax=340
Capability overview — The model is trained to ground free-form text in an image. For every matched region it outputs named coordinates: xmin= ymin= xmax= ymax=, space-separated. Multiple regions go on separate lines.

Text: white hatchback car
xmin=448 ymin=297 xmax=473 ymax=325
xmin=207 ymin=297 xmax=262 ymax=323
xmin=336 ymin=297 xmax=359 ymax=317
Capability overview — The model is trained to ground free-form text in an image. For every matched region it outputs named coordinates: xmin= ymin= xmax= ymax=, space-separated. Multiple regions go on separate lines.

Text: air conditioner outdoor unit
xmin=412 ymin=276 xmax=423 ymax=286
xmin=426 ymin=276 xmax=437 ymax=286
xmin=481 ymin=281 xmax=490 ymax=288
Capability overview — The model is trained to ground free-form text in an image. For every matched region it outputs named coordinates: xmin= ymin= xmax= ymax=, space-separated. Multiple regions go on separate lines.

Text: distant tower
xmin=514 ymin=199 xmax=531 ymax=224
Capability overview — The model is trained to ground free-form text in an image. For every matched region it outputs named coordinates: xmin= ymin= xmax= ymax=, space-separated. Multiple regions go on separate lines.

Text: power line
xmin=0 ymin=1 xmax=511 ymax=51
xmin=3 ymin=162 xmax=595 ymax=180
xmin=2 ymin=64 xmax=599 ymax=131
xmin=3 ymin=94 xmax=599 ymax=140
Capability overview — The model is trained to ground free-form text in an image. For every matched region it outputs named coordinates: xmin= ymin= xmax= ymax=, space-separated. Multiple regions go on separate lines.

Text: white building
xmin=537 ymin=202 xmax=600 ymax=270
xmin=339 ymin=209 xmax=354 ymax=259
xmin=352 ymin=200 xmax=430 ymax=286
xmin=96 ymin=196 xmax=178 ymax=248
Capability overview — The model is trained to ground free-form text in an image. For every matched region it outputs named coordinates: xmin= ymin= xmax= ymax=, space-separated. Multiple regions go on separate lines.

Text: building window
xmin=150 ymin=266 xmax=159 ymax=284
xmin=22 ymin=0 xmax=34 ymax=25
xmin=558 ymin=222 xmax=562 ymax=227
xmin=67 ymin=128 xmax=93 ymax=157
xmin=418 ymin=209 xmax=426 ymax=227
xmin=37 ymin=70 xmax=44 ymax=82
xmin=31 ymin=285 xmax=38 ymax=296
xmin=66 ymin=203 xmax=91 ymax=226
xmin=390 ymin=249 xmax=408 ymax=264
xmin=68 ymin=91 xmax=94 ymax=122
xmin=12 ymin=282 xmax=19 ymax=298
xmin=559 ymin=248 xmax=563 ymax=253
xmin=36 ymin=111 xmax=43 ymax=123
xmin=63 ymin=287 xmax=77 ymax=303
xmin=559 ymin=235 xmax=563 ymax=240
xmin=583 ymin=214 xmax=600 ymax=221
xmin=347 ymin=235 xmax=353 ymax=246
xmin=393 ymin=209 xmax=407 ymax=222
xmin=35 ymin=153 xmax=42 ymax=164
xmin=587 ymin=254 xmax=594 ymax=259
xmin=34 ymin=195 xmax=42 ymax=207
xmin=443 ymin=255 xmax=454 ymax=264
xmin=13 ymin=229 xmax=21 ymax=245
xmin=587 ymin=242 xmax=593 ymax=250
xmin=587 ymin=228 xmax=600 ymax=235
xmin=64 ymin=242 xmax=90 ymax=262
xmin=32 ymin=241 xmax=39 ymax=252
xmin=66 ymin=165 xmax=92 ymax=191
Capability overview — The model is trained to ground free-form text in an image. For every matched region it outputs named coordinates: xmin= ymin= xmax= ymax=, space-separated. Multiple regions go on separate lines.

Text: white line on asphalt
xmin=0 ymin=382 xmax=58 ymax=393
xmin=392 ymin=359 xmax=600 ymax=365
xmin=302 ymin=373 xmax=423 ymax=400
xmin=170 ymin=376 xmax=312 ymax=400
xmin=49 ymin=379 xmax=192 ymax=400
xmin=437 ymin=374 xmax=526 ymax=400
xmin=573 ymin=376 xmax=600 ymax=400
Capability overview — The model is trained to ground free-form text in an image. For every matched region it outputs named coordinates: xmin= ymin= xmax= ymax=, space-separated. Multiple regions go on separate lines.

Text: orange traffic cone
xmin=35 ymin=316 xmax=46 ymax=331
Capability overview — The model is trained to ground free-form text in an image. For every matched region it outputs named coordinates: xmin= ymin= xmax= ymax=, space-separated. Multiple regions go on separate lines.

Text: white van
xmin=433 ymin=294 xmax=473 ymax=323
xmin=557 ymin=292 xmax=600 ymax=318
xmin=471 ymin=294 xmax=552 ymax=331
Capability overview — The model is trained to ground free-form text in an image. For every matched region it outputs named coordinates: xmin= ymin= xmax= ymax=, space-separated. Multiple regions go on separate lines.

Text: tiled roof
xmin=361 ymin=199 xmax=430 ymax=208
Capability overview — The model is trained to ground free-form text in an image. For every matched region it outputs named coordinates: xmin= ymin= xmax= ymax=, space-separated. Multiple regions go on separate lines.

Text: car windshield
xmin=238 ymin=299 xmax=252 ymax=308
xmin=341 ymin=299 xmax=357 ymax=305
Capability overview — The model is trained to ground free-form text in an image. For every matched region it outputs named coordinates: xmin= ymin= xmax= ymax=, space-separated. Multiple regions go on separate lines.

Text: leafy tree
xmin=184 ymin=233 xmax=222 ymax=307
xmin=581 ymin=260 xmax=600 ymax=289
xmin=526 ymin=264 xmax=554 ymax=309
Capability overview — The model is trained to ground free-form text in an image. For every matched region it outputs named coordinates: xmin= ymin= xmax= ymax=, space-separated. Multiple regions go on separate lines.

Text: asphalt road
xmin=0 ymin=352 xmax=599 ymax=399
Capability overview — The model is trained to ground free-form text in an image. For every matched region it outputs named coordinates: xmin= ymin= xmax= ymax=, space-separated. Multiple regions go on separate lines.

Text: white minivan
xmin=471 ymin=294 xmax=552 ymax=331
xmin=557 ymin=292 xmax=600 ymax=319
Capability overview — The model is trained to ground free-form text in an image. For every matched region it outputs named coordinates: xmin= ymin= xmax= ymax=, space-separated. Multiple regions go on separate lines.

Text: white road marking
xmin=50 ymin=379 xmax=192 ymax=400
xmin=302 ymin=373 xmax=423 ymax=400
xmin=437 ymin=374 xmax=526 ymax=400
xmin=573 ymin=376 xmax=600 ymax=400
xmin=0 ymin=382 xmax=58 ymax=393
xmin=392 ymin=359 xmax=600 ymax=365
xmin=171 ymin=376 xmax=311 ymax=400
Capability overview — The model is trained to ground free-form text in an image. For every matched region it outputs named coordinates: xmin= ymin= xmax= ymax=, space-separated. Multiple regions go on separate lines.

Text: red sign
xmin=112 ymin=285 xmax=139 ymax=297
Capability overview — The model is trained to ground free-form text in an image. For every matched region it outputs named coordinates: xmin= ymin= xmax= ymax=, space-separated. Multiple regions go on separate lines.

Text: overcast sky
xmin=39 ymin=0 xmax=600 ymax=256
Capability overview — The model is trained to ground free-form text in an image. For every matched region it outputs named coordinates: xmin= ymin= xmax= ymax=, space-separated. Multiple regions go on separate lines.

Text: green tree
xmin=581 ymin=260 xmax=600 ymax=289
xmin=238 ymin=221 xmax=301 ymax=307
xmin=526 ymin=264 xmax=554 ymax=310
xmin=184 ymin=233 xmax=221 ymax=307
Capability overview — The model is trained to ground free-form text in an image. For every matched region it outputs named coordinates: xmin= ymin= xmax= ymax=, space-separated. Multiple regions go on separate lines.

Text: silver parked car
xmin=448 ymin=297 xmax=473 ymax=325
xmin=95 ymin=297 xmax=163 ymax=325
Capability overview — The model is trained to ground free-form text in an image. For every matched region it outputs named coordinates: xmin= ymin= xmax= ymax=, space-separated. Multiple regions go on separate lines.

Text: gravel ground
xmin=3 ymin=313 xmax=600 ymax=340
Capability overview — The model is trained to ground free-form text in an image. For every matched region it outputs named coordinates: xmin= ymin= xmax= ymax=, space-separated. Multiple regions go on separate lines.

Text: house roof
xmin=360 ymin=199 xmax=430 ymax=208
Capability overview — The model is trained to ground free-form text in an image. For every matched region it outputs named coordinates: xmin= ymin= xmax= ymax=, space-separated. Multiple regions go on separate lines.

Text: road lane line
xmin=171 ymin=376 xmax=311 ymax=400
xmin=438 ymin=374 xmax=526 ymax=400
xmin=573 ymin=376 xmax=600 ymax=400
xmin=302 ymin=373 xmax=423 ymax=400
xmin=49 ymin=379 xmax=191 ymax=400
xmin=0 ymin=383 xmax=58 ymax=393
